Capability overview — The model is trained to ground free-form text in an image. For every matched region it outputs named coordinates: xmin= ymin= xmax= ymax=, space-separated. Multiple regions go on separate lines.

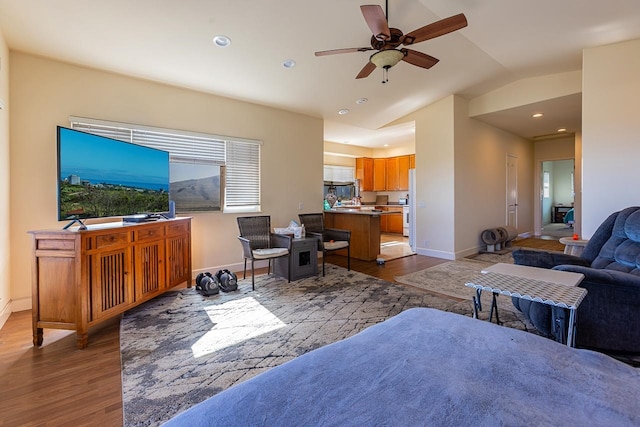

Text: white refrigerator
xmin=408 ymin=169 xmax=416 ymax=251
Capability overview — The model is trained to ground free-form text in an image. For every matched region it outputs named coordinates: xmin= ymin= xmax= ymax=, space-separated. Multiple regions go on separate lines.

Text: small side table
xmin=559 ymin=237 xmax=589 ymax=257
xmin=275 ymin=237 xmax=318 ymax=281
xmin=466 ymin=263 xmax=586 ymax=347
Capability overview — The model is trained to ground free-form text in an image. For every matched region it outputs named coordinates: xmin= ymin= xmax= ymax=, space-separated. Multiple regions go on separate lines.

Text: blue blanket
xmin=163 ymin=308 xmax=640 ymax=426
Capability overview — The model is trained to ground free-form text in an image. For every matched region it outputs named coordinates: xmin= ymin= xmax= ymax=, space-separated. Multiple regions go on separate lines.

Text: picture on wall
xmin=169 ymin=162 xmax=222 ymax=212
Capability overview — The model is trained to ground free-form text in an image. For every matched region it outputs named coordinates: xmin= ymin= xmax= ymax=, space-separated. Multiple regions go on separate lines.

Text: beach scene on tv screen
xmin=58 ymin=128 xmax=169 ymax=219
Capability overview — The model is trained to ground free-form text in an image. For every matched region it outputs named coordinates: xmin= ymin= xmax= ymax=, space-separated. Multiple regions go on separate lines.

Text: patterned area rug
xmin=120 ymin=264 xmax=533 ymax=426
xmin=394 ymin=253 xmax=520 ymax=313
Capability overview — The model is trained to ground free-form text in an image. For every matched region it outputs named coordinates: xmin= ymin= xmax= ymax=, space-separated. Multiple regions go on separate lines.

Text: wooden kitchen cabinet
xmin=398 ymin=155 xmax=410 ymax=190
xmin=29 ymin=217 xmax=192 ymax=349
xmin=386 ymin=157 xmax=400 ymax=190
xmin=356 ymin=157 xmax=374 ymax=192
xmin=373 ymin=158 xmax=387 ymax=191
xmin=387 ymin=155 xmax=410 ymax=191
xmin=358 ymin=154 xmax=413 ymax=192
xmin=387 ymin=212 xmax=403 ymax=234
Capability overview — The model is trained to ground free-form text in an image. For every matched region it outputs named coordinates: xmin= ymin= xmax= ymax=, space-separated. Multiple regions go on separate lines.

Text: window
xmin=69 ymin=116 xmax=261 ymax=213
xmin=543 ymin=171 xmax=550 ymax=198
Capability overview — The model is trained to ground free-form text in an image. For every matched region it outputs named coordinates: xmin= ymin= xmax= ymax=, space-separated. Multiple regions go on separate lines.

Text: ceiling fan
xmin=315 ymin=2 xmax=468 ymax=83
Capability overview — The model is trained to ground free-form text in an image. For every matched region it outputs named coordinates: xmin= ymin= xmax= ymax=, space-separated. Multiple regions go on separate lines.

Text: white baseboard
xmin=415 ymin=247 xmax=456 ymax=260
xmin=0 ymin=301 xmax=10 ymax=330
xmin=11 ymin=296 xmax=32 ymax=312
xmin=192 ymin=260 xmax=270 ymax=278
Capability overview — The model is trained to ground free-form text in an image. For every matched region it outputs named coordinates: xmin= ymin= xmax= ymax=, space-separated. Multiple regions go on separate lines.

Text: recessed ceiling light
xmin=356 ymin=98 xmax=368 ymax=105
xmin=213 ymin=35 xmax=231 ymax=48
xmin=282 ymin=59 xmax=296 ymax=69
xmin=383 ymin=144 xmax=389 ymax=147
xmin=532 ymin=113 xmax=544 ymax=118
xmin=338 ymin=109 xmax=349 ymax=115
xmin=557 ymin=128 xmax=567 ymax=132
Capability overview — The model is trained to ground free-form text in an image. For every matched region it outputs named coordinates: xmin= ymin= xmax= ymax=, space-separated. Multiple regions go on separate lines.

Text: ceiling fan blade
xmin=403 ymin=13 xmax=468 ymax=45
xmin=401 ymin=49 xmax=439 ymax=69
xmin=356 ymin=61 xmax=377 ymax=79
xmin=315 ymin=47 xmax=373 ymax=56
xmin=361 ymin=5 xmax=391 ymax=41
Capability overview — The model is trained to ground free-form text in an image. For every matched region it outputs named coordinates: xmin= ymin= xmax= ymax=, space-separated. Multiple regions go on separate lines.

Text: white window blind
xmin=69 ymin=116 xmax=261 ymax=212
xmin=225 ymin=140 xmax=261 ymax=209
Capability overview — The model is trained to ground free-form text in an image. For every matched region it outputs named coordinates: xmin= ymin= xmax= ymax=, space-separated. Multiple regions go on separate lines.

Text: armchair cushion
xmin=324 ymin=241 xmax=349 ymax=251
xmin=253 ymin=248 xmax=289 ymax=259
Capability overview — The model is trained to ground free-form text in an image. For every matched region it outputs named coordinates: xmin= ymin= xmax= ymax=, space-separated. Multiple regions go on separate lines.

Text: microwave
xmin=399 ymin=198 xmax=408 ymax=205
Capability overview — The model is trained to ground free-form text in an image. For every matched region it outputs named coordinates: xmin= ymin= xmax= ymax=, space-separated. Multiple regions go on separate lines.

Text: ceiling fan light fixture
xmin=370 ymin=49 xmax=404 ymax=69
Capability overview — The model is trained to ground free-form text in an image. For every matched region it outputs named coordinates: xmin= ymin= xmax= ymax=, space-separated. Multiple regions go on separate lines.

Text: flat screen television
xmin=57 ymin=126 xmax=170 ymax=221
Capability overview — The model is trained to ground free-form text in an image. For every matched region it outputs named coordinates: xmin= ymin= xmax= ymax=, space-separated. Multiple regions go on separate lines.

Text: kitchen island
xmin=323 ymin=209 xmax=386 ymax=261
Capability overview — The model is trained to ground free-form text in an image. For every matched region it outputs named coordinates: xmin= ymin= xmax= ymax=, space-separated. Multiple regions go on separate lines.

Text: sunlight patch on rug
xmin=193 ymin=297 xmax=286 ymax=358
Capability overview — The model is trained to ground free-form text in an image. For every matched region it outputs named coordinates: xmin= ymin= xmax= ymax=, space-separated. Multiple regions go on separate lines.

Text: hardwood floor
xmin=0 ymin=239 xmax=551 ymax=426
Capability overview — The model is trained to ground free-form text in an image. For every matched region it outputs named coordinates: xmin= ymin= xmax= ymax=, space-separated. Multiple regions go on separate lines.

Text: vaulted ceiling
xmin=1 ymin=0 xmax=640 ymax=147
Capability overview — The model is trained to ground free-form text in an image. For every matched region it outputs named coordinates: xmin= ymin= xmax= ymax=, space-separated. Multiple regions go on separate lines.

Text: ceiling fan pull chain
xmin=382 ymin=67 xmax=389 ymax=84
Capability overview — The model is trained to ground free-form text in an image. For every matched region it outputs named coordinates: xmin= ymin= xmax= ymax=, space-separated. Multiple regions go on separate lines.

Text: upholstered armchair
xmin=237 ymin=216 xmax=291 ymax=290
xmin=299 ymin=213 xmax=351 ymax=276
xmin=512 ymin=206 xmax=640 ymax=353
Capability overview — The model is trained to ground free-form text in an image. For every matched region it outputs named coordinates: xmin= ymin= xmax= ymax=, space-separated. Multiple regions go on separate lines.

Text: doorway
xmin=540 ymin=159 xmax=574 ymax=238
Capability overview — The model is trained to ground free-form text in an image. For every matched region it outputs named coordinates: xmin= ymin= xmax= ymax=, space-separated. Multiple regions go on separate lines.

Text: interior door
xmin=506 ymin=154 xmax=518 ymax=228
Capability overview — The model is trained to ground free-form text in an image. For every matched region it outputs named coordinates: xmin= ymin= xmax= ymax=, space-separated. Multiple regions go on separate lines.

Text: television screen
xmin=57 ymin=126 xmax=170 ymax=220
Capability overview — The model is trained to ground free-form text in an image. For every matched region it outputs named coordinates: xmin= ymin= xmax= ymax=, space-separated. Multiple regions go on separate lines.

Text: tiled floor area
xmin=379 ymin=233 xmax=415 ymax=260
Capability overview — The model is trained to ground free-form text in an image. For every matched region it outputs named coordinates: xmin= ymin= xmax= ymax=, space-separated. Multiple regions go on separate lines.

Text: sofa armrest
xmin=552 ymin=265 xmax=640 ymax=352
xmin=553 ymin=264 xmax=640 ymax=288
xmin=512 ymin=249 xmax=591 ymax=269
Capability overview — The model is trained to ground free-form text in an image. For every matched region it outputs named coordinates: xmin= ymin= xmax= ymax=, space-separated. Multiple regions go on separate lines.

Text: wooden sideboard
xmin=29 ymin=217 xmax=192 ymax=349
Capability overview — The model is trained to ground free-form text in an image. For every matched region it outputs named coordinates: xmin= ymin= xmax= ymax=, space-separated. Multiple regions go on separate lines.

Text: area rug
xmin=120 ymin=264 xmax=534 ymax=426
xmin=393 ymin=252 xmax=522 ymax=314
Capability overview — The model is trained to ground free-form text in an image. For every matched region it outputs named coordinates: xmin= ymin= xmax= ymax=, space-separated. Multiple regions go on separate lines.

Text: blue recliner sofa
xmin=512 ymin=206 xmax=640 ymax=353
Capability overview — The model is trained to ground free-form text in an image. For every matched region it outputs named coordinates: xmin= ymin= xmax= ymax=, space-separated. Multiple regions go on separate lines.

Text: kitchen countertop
xmin=325 ymin=208 xmax=397 ymax=215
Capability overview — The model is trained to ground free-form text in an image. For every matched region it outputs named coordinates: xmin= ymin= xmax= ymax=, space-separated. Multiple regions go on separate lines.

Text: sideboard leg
xmin=76 ymin=333 xmax=88 ymax=349
xmin=33 ymin=328 xmax=43 ymax=347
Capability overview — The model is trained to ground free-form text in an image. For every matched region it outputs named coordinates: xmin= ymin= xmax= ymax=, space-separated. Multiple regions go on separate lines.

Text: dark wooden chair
xmin=299 ymin=213 xmax=350 ymax=276
xmin=237 ymin=216 xmax=291 ymax=290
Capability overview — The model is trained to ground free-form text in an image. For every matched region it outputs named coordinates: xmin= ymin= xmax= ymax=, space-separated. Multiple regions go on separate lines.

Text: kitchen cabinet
xmin=387 ymin=212 xmax=403 ymax=234
xmin=386 ymin=157 xmax=400 ymax=190
xmin=356 ymin=157 xmax=374 ymax=192
xmin=373 ymin=158 xmax=387 ymax=191
xmin=357 ymin=154 xmax=413 ymax=192
xmin=377 ymin=206 xmax=403 ymax=234
xmin=385 ymin=156 xmax=411 ymax=191
xmin=398 ymin=155 xmax=410 ymax=190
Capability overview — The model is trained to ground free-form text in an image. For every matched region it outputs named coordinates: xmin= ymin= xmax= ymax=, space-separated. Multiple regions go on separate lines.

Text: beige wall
xmin=0 ymin=27 xmax=10 ymax=326
xmin=404 ymin=96 xmax=456 ymax=257
xmin=9 ymin=52 xmax=323 ymax=311
xmin=454 ymin=96 xmax=534 ymax=257
xmin=468 ymin=70 xmax=582 ymax=117
xmin=582 ymin=38 xmax=640 ymax=236
xmin=390 ymin=95 xmax=534 ymax=259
